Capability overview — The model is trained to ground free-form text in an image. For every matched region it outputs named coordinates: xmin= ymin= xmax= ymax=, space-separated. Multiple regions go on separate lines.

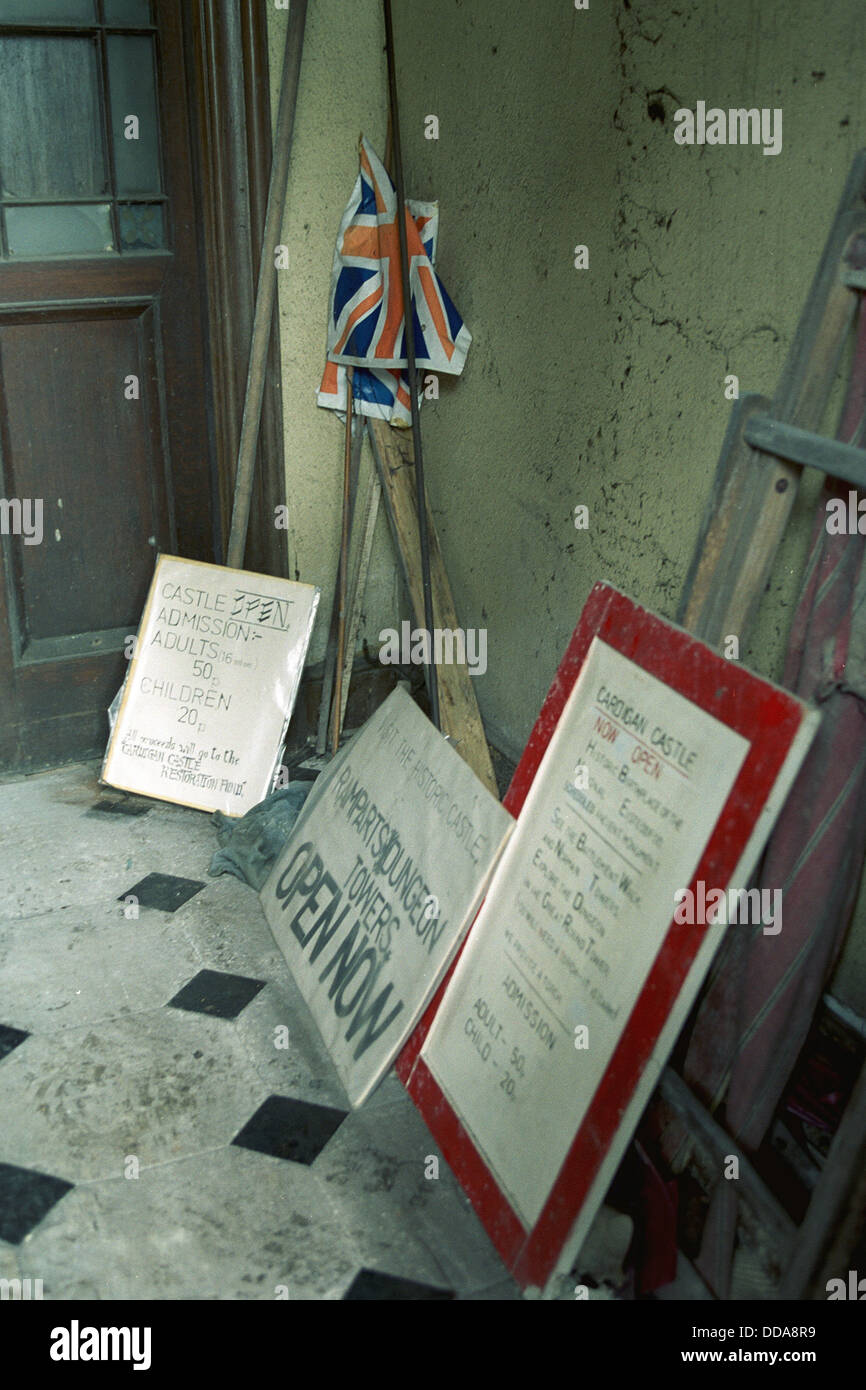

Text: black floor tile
xmin=0 ymin=1024 xmax=29 ymax=1062
xmin=0 ymin=1163 xmax=74 ymax=1245
xmin=119 ymin=872 xmax=204 ymax=912
xmin=167 ymin=969 xmax=265 ymax=1020
xmin=232 ymin=1095 xmax=347 ymax=1165
xmin=343 ymin=1269 xmax=455 ymax=1300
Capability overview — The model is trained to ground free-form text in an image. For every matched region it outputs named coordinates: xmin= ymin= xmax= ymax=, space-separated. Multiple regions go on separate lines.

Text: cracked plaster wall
xmin=269 ymin=0 xmax=866 ymax=1011
xmin=390 ymin=0 xmax=863 ymax=745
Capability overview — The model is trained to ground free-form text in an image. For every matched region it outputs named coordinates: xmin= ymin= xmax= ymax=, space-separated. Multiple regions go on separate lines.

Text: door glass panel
xmin=107 ymin=34 xmax=161 ymax=195
xmin=6 ymin=203 xmax=113 ymax=255
xmin=118 ymin=201 xmax=163 ymax=249
xmin=0 ymin=21 xmax=166 ymax=257
xmin=0 ymin=37 xmax=106 ymax=198
xmin=0 ymin=1 xmax=94 ymax=19
xmin=103 ymin=0 xmax=152 ymax=24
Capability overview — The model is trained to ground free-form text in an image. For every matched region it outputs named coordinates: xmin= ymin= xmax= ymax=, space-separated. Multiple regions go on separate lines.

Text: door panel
xmin=0 ymin=305 xmax=171 ymax=652
xmin=0 ymin=0 xmax=214 ymax=771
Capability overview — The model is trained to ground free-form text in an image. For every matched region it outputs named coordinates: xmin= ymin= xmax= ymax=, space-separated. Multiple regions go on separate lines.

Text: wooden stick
xmin=339 ymin=426 xmax=383 ymax=732
xmin=315 ymin=384 xmax=362 ymax=755
xmin=226 ymin=0 xmax=308 ymax=569
xmin=777 ymin=1054 xmax=866 ymax=1298
xmin=330 ymin=369 xmax=355 ymax=751
xmin=382 ymin=0 xmax=440 ymax=728
xmin=656 ymin=1069 xmax=795 ymax=1286
xmin=368 ymin=418 xmax=498 ymax=796
xmin=315 ymin=603 xmax=339 ymax=756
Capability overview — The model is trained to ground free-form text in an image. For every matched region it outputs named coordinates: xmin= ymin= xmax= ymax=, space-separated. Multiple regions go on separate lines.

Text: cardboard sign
xmin=399 ymin=583 xmax=820 ymax=1292
xmin=102 ymin=555 xmax=319 ymax=817
xmin=259 ymin=686 xmax=514 ymax=1106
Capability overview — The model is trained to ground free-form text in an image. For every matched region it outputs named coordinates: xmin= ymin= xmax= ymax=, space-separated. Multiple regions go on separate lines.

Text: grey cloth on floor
xmin=208 ymin=783 xmax=312 ymax=890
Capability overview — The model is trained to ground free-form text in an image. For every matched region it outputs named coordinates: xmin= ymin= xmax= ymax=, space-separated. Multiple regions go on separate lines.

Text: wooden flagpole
xmin=226 ymin=0 xmax=308 ymax=570
xmin=382 ymin=0 xmax=440 ymax=728
xmin=330 ymin=369 xmax=355 ymax=751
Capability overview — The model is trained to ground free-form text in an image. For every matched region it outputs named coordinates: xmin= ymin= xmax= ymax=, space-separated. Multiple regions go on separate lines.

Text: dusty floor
xmin=0 ymin=761 xmax=523 ymax=1301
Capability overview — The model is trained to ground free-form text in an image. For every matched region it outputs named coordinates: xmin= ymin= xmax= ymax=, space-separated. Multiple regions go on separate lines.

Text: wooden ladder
xmin=651 ymin=148 xmax=866 ymax=1300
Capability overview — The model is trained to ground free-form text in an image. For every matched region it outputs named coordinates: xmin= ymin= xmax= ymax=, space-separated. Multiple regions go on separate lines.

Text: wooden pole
xmin=367 ymin=419 xmax=498 ymax=796
xmin=315 ymin=400 xmax=363 ymax=756
xmin=339 ymin=425 xmax=383 ymax=733
xmin=331 ymin=369 xmax=355 ymax=752
xmin=776 ymin=1055 xmax=866 ymax=1298
xmin=382 ymin=0 xmax=440 ymax=728
xmin=226 ymin=0 xmax=308 ymax=569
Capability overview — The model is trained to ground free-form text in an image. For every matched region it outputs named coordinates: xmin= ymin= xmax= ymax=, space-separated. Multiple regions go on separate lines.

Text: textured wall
xmin=386 ymin=0 xmax=863 ymax=753
xmin=267 ymin=0 xmax=404 ymax=668
xmin=268 ymin=0 xmax=866 ymax=1011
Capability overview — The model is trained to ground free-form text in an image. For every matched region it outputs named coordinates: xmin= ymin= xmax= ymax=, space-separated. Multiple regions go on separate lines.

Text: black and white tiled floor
xmin=0 ymin=762 xmax=520 ymax=1300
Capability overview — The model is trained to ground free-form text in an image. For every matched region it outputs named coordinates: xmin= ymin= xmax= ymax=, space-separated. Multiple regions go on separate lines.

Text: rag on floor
xmin=208 ymin=783 xmax=312 ymax=890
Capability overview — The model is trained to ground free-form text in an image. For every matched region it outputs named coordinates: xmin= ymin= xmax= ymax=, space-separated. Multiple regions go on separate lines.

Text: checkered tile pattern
xmin=0 ymin=763 xmax=518 ymax=1299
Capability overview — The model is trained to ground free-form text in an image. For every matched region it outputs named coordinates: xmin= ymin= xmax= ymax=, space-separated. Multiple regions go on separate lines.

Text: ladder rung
xmin=744 ymin=412 xmax=866 ymax=487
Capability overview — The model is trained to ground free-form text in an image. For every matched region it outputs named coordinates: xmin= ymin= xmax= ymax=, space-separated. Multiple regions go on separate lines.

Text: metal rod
xmin=226 ymin=0 xmax=308 ymax=569
xmin=382 ymin=0 xmax=440 ymax=728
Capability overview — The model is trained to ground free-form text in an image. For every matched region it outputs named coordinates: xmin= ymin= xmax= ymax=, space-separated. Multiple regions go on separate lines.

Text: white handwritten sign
xmin=421 ymin=636 xmax=752 ymax=1227
xmin=260 ymin=686 xmax=514 ymax=1106
xmin=401 ymin=583 xmax=820 ymax=1291
xmin=102 ymin=554 xmax=319 ymax=816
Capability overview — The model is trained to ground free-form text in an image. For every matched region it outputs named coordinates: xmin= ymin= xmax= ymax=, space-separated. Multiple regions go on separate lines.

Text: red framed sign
xmin=397 ymin=583 xmax=819 ymax=1293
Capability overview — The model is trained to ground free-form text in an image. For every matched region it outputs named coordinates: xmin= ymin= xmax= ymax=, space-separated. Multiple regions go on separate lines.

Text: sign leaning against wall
xmin=102 ymin=555 xmax=319 ymax=816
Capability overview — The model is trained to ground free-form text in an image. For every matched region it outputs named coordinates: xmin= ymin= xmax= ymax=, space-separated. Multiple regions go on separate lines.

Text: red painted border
xmin=397 ymin=582 xmax=811 ymax=1288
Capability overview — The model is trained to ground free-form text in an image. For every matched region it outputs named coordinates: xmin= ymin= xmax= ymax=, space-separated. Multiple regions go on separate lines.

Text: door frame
xmin=0 ymin=1 xmax=286 ymax=772
xmin=184 ymin=0 xmax=288 ymax=581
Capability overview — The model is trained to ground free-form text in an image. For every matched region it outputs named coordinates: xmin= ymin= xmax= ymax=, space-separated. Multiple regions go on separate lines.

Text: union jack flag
xmin=318 ymin=136 xmax=471 ymax=427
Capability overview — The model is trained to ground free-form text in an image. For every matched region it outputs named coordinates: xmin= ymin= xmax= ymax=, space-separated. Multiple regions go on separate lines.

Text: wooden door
xmin=0 ymin=0 xmax=215 ymax=772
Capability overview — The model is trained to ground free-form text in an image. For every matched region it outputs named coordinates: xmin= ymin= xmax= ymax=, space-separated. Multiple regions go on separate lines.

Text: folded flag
xmin=318 ymin=136 xmax=471 ymax=427
xmin=318 ymin=356 xmax=414 ymax=427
